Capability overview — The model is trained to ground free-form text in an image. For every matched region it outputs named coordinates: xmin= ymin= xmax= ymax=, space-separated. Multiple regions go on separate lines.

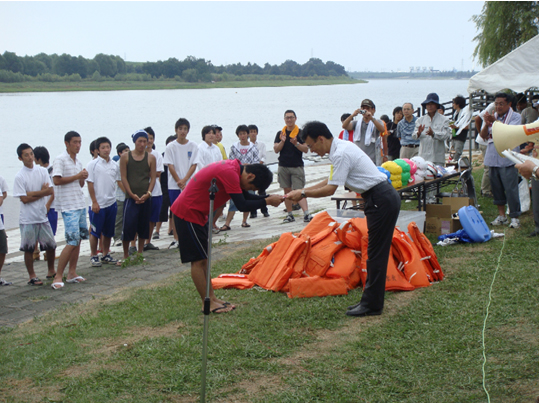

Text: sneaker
xmin=508 ymin=218 xmax=520 ymax=228
xmin=101 ymin=254 xmax=119 ymax=265
xmin=304 ymin=214 xmax=313 ymax=223
xmin=491 ymin=215 xmax=508 ymax=226
xmin=91 ymin=255 xmax=102 ymax=267
xmin=168 ymin=240 xmax=179 ymax=249
xmin=292 ymin=203 xmax=301 ymax=211
xmin=143 ymin=243 xmax=159 ymax=251
xmin=0 ymin=278 xmax=13 ymax=286
xmin=283 ymin=214 xmax=295 ymax=223
xmin=152 ymin=232 xmax=160 ymax=240
xmin=115 ymin=239 xmax=123 ymax=246
xmin=128 ymin=246 xmax=137 ymax=256
xmin=218 ymin=214 xmax=226 ymax=222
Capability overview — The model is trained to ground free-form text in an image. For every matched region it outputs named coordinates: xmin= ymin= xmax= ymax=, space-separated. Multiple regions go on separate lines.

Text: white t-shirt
xmin=163 ymin=140 xmax=198 ymax=190
xmin=328 ymin=138 xmax=386 ymax=195
xmin=253 ymin=141 xmax=267 ymax=164
xmin=194 ymin=142 xmax=223 ymax=172
xmin=86 ymin=156 xmax=119 ymax=208
xmin=0 ymin=175 xmax=8 ymax=220
xmin=151 ymin=149 xmax=164 ymax=197
xmin=13 ymin=165 xmax=52 ymax=225
xmin=52 ymin=150 xmax=86 ymax=212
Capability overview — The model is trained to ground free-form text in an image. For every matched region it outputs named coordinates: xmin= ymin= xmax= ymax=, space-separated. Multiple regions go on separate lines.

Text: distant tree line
xmin=0 ymin=51 xmax=348 ymax=83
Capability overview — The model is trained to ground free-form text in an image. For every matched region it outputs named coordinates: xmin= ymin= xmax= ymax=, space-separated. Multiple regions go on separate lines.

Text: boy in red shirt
xmin=170 ymin=160 xmax=283 ymax=314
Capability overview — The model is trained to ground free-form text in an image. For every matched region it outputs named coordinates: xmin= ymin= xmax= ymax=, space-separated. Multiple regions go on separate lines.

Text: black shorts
xmin=174 ymin=215 xmax=209 ymax=264
xmin=122 ymin=198 xmax=151 ymax=241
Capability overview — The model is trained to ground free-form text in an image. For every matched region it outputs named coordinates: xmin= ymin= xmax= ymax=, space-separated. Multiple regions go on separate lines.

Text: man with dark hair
xmin=163 ymin=118 xmax=198 ymax=248
xmin=480 ymin=92 xmax=522 ymax=228
xmin=385 ymin=107 xmax=403 ymax=161
xmin=397 ymin=102 xmax=420 ymax=159
xmin=113 ymin=143 xmax=129 ymax=245
xmin=119 ymin=130 xmax=157 ymax=259
xmin=33 ymin=146 xmax=58 ymax=260
xmin=274 ymin=110 xmax=312 ymax=223
xmin=52 ymin=131 xmax=89 ymax=289
xmin=450 ymin=95 xmax=471 ymax=162
xmin=143 ymin=127 xmax=164 ymax=251
xmin=412 ymin=93 xmax=451 ymax=166
xmin=212 ymin=125 xmax=228 ymax=161
xmin=341 ymin=99 xmax=386 ymax=164
xmin=170 ymin=159 xmax=284 ymax=314
xmin=86 ymin=136 xmax=120 ymax=266
xmin=14 ymin=143 xmax=57 ymax=286
xmin=338 ymin=113 xmax=354 ymax=142
xmin=287 ymin=121 xmax=401 ymax=317
xmin=0 ymin=176 xmax=9 ymax=285
xmin=194 ymin=126 xmax=222 ymax=172
xmin=248 ymin=124 xmax=269 ymax=218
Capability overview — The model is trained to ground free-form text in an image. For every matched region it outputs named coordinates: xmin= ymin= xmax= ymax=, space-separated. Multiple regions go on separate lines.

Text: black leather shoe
xmin=528 ymin=230 xmax=539 ymax=237
xmin=263 ymin=212 xmax=270 ymax=217
xmin=346 ymin=305 xmax=383 ymax=317
xmin=347 ymin=301 xmax=361 ymax=310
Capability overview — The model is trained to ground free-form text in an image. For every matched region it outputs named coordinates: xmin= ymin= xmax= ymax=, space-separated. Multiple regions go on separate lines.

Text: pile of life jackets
xmin=212 ymin=211 xmax=444 ymax=298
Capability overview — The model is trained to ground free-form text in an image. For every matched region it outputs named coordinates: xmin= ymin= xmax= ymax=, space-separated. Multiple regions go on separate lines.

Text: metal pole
xmin=201 ymin=178 xmax=218 ymax=403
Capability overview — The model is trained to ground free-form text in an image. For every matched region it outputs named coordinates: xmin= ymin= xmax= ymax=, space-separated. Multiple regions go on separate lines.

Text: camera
xmin=358 ymin=109 xmax=366 ymax=115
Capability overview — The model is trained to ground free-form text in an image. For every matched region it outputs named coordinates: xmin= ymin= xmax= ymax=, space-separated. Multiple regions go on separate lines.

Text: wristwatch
xmin=301 ymin=189 xmax=307 ymax=199
xmin=532 ymin=165 xmax=539 ymax=180
xmin=147 ymin=191 xmax=152 ymax=197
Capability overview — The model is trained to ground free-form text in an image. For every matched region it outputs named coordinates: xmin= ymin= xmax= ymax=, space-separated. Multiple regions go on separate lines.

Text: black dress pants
xmin=359 ymin=181 xmax=401 ymax=312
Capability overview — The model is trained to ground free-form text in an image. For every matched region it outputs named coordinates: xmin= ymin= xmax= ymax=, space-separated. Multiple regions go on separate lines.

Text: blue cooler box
xmin=458 ymin=206 xmax=491 ymax=243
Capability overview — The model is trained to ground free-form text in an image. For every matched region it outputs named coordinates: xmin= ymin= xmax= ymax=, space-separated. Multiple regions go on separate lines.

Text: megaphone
xmin=492 ymin=119 xmax=539 ymax=156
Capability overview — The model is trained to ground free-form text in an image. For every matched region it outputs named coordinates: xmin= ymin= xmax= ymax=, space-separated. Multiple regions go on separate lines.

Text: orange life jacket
xmin=287 ymin=276 xmax=349 ymax=298
xmin=335 ymin=221 xmax=362 ymax=250
xmin=391 ymin=228 xmax=431 ymax=288
xmin=240 ymin=242 xmax=276 ymax=275
xmin=325 ymin=247 xmax=361 ymax=290
xmin=407 ymin=222 xmax=444 ymax=281
xmin=300 ymin=211 xmax=339 ymax=245
xmin=212 ymin=274 xmax=255 ymax=290
xmin=248 ymin=232 xmax=309 ymax=291
xmin=360 ymin=235 xmax=415 ymax=292
xmin=303 ymin=232 xmax=345 ymax=277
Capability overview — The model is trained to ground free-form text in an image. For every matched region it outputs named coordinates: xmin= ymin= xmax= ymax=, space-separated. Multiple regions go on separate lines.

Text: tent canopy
xmin=467 ymin=34 xmax=539 ymax=94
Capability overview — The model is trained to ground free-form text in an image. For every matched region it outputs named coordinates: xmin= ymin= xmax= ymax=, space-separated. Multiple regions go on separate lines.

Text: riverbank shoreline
xmin=0 ymin=77 xmax=364 ymax=93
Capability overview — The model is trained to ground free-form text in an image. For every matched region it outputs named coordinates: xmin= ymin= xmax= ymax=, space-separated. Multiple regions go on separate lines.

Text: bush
xmin=67 ymin=73 xmax=82 ymax=82
xmin=37 ymin=72 xmax=62 ymax=82
xmin=0 ymin=69 xmax=26 ymax=83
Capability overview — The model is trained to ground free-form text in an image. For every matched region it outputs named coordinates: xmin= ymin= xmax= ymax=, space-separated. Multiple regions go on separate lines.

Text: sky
xmin=1 ymin=1 xmax=485 ymax=72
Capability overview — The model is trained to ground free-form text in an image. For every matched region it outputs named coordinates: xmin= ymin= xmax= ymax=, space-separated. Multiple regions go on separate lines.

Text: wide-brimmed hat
xmin=421 ymin=93 xmax=440 ymax=107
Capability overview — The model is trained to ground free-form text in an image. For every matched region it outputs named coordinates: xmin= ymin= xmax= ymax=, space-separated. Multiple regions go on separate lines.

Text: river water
xmin=0 ymin=79 xmax=469 ymax=229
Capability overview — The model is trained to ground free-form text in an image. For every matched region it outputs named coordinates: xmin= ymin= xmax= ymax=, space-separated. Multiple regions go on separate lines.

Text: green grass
xmin=0 ymin=77 xmax=362 ymax=93
xmin=0 ymin=167 xmax=538 ymax=402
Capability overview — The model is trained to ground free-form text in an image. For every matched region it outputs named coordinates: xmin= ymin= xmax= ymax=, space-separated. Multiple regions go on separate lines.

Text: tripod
xmin=200 ymin=178 xmax=218 ymax=403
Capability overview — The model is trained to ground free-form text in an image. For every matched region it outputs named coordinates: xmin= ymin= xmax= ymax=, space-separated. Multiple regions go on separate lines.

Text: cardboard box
xmin=425 ymin=197 xmax=474 ymax=236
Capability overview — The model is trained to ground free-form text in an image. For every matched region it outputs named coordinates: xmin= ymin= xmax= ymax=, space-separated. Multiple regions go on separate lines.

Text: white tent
xmin=467 ymin=34 xmax=539 ymax=94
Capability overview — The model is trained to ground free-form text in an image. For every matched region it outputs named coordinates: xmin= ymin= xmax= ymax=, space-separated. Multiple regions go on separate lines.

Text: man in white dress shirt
xmin=287 ymin=121 xmax=401 ymax=318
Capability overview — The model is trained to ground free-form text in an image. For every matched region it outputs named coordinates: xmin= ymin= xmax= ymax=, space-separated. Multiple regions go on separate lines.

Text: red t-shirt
xmin=171 ymin=159 xmax=242 ymax=226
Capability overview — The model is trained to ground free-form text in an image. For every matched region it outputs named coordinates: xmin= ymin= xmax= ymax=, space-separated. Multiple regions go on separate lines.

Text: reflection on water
xmin=0 ymin=79 xmax=469 ymax=229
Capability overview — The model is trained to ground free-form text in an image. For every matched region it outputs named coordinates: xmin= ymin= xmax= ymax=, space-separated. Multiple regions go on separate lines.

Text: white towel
xmin=353 ymin=115 xmax=375 ymax=144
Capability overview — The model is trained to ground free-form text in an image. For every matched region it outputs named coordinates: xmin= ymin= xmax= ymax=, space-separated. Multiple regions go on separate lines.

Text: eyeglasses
xmin=494 ymin=102 xmax=507 ymax=107
xmin=284 ymin=116 xmax=296 ymax=120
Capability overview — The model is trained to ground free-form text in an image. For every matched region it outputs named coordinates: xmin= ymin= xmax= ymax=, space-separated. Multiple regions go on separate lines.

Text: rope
xmin=481 ymin=229 xmax=506 ymax=402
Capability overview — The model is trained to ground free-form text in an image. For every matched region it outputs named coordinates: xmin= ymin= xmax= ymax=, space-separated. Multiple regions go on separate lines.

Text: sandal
xmin=241 ymin=222 xmax=250 ymax=228
xmin=219 ymin=225 xmax=231 ymax=231
xmin=46 ymin=272 xmax=57 ymax=279
xmin=28 ymin=277 xmax=43 ymax=286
